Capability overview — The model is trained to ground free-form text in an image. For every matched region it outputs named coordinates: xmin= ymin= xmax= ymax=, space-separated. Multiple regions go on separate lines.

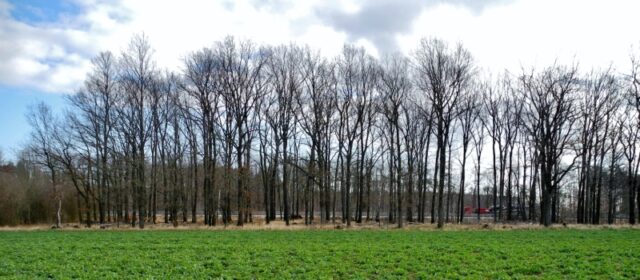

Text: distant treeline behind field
xmin=1 ymin=34 xmax=639 ymax=228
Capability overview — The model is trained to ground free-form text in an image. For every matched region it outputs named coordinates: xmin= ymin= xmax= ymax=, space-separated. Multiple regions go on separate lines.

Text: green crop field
xmin=0 ymin=229 xmax=638 ymax=279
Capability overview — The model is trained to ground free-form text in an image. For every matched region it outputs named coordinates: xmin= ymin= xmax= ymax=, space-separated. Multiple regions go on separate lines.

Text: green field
xmin=0 ymin=229 xmax=638 ymax=279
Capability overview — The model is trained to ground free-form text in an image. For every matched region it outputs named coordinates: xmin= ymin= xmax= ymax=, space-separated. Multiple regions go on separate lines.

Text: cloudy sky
xmin=1 ymin=0 xmax=639 ymax=161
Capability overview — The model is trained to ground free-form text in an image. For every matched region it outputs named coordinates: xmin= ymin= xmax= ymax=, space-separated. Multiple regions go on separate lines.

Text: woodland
xmin=1 ymin=34 xmax=639 ymax=229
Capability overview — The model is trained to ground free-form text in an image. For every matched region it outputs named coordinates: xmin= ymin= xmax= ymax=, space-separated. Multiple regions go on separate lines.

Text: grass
xmin=0 ymin=229 xmax=638 ymax=279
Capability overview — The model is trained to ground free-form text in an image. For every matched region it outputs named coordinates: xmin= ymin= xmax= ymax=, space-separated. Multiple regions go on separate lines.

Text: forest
xmin=1 ymin=34 xmax=639 ymax=229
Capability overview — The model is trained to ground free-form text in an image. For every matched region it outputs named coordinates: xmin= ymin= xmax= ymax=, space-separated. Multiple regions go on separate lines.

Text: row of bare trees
xmin=18 ymin=34 xmax=640 ymax=228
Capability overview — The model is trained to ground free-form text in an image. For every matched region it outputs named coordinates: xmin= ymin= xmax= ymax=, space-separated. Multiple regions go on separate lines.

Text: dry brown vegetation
xmin=2 ymin=217 xmax=638 ymax=232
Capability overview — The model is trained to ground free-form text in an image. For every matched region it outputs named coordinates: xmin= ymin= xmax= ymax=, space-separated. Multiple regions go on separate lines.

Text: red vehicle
xmin=464 ymin=207 xmax=490 ymax=214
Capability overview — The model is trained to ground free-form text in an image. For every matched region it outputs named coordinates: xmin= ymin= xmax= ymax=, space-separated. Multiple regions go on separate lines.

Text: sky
xmin=1 ymin=0 xmax=639 ymax=162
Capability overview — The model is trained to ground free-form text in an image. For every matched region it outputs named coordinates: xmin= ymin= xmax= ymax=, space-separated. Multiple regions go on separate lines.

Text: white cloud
xmin=0 ymin=0 xmax=639 ymax=95
xmin=399 ymin=0 xmax=640 ymax=73
xmin=0 ymin=1 xmax=98 ymax=93
xmin=0 ymin=0 xmax=352 ymax=93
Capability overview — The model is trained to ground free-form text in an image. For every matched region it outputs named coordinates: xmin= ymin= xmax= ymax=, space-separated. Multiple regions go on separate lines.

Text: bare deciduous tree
xmin=413 ymin=38 xmax=474 ymax=228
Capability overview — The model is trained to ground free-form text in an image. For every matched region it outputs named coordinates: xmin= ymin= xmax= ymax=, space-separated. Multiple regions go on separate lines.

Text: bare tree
xmin=335 ymin=45 xmax=377 ymax=227
xmin=628 ymin=51 xmax=640 ymax=223
xmin=413 ymin=38 xmax=474 ymax=228
xmin=576 ymin=68 xmax=619 ymax=224
xmin=65 ymin=52 xmax=118 ymax=224
xmin=297 ymin=48 xmax=336 ymax=224
xmin=217 ymin=37 xmax=268 ymax=226
xmin=471 ymin=93 xmax=486 ymax=222
xmin=263 ymin=44 xmax=304 ymax=225
xmin=26 ymin=103 xmax=62 ymax=228
xmin=520 ymin=64 xmax=580 ymax=226
xmin=378 ymin=53 xmax=410 ymax=227
xmin=619 ymin=108 xmax=639 ymax=224
xmin=118 ymin=33 xmax=157 ymax=228
xmin=182 ymin=47 xmax=221 ymax=226
xmin=455 ymin=86 xmax=480 ymax=223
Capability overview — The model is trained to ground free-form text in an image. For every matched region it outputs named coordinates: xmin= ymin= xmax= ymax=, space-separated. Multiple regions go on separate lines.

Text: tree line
xmin=4 ymin=34 xmax=640 ymax=228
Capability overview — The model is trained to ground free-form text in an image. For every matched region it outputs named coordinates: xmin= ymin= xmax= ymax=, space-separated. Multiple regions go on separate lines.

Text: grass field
xmin=0 ymin=229 xmax=638 ymax=279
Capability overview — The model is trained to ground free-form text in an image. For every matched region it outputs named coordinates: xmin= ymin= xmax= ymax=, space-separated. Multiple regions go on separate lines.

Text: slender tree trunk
xmin=437 ymin=121 xmax=447 ymax=228
xmin=431 ymin=146 xmax=439 ymax=224
xmin=458 ymin=145 xmax=468 ymax=223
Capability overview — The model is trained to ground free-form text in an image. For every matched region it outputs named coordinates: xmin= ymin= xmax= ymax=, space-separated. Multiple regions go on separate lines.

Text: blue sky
xmin=9 ymin=0 xmax=80 ymax=23
xmin=1 ymin=0 xmax=77 ymax=162
xmin=0 ymin=86 xmax=67 ymax=160
xmin=1 ymin=0 xmax=639 ymax=162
